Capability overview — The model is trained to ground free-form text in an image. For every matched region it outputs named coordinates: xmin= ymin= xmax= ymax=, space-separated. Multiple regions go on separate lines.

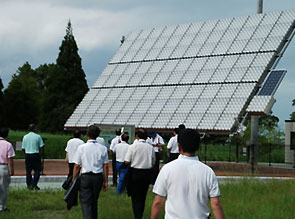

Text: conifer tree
xmin=41 ymin=21 xmax=88 ymax=132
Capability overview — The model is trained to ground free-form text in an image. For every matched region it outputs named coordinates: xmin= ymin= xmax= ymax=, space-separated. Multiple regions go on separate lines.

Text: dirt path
xmin=13 ymin=159 xmax=295 ymax=177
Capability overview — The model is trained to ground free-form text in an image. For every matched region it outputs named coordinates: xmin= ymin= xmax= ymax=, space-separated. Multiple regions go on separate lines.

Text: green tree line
xmin=0 ymin=21 xmax=88 ymax=133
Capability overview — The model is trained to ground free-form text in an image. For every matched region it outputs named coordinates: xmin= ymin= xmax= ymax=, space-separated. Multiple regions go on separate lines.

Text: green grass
xmin=2 ymin=180 xmax=295 ymax=218
xmin=220 ymin=179 xmax=295 ymax=219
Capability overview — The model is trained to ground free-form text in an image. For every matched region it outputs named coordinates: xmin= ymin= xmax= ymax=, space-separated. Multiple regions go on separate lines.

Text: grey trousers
xmin=0 ymin=165 xmax=10 ymax=211
xmin=80 ymin=173 xmax=103 ymax=219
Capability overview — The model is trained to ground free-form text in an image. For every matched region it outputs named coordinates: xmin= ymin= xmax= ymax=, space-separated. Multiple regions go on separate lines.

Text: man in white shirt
xmin=114 ymin=133 xmax=130 ymax=195
xmin=72 ymin=125 xmax=109 ymax=219
xmin=125 ymin=129 xmax=155 ymax=219
xmin=109 ymin=129 xmax=121 ymax=187
xmin=149 ymin=130 xmax=165 ymax=184
xmin=166 ymin=128 xmax=179 ymax=162
xmin=151 ymin=129 xmax=224 ymax=219
xmin=65 ymin=130 xmax=84 ymax=179
xmin=96 ymin=136 xmax=106 ymax=147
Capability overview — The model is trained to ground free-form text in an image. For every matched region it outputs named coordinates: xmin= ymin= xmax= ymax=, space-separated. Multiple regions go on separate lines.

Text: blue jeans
xmin=116 ymin=162 xmax=128 ymax=195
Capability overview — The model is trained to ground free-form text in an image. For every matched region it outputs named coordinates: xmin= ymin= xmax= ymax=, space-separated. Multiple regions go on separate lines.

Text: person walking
xmin=0 ymin=128 xmax=15 ymax=212
xmin=72 ymin=125 xmax=109 ymax=219
xmin=65 ymin=130 xmax=84 ymax=179
xmin=109 ymin=129 xmax=121 ymax=187
xmin=149 ymin=130 xmax=165 ymax=184
xmin=22 ymin=124 xmax=44 ymax=190
xmin=166 ymin=128 xmax=179 ymax=162
xmin=113 ymin=132 xmax=130 ymax=195
xmin=151 ymin=129 xmax=224 ymax=219
xmin=125 ymin=129 xmax=155 ymax=219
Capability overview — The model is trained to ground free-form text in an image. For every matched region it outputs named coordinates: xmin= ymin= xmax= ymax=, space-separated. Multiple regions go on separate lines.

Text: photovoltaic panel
xmin=65 ymin=10 xmax=295 ymax=133
xmin=246 ymin=70 xmax=286 ymax=115
xmin=258 ymin=70 xmax=286 ymax=95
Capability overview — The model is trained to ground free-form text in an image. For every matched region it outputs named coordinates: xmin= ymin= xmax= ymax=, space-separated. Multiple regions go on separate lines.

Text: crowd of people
xmin=0 ymin=124 xmax=224 ymax=219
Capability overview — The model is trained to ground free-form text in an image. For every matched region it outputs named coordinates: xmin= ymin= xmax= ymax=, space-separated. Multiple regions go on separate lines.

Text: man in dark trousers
xmin=125 ymin=129 xmax=155 ymax=219
xmin=65 ymin=130 xmax=84 ymax=180
xmin=151 ymin=129 xmax=224 ymax=219
xmin=109 ymin=129 xmax=121 ymax=187
xmin=22 ymin=124 xmax=44 ymax=190
xmin=72 ymin=125 xmax=109 ymax=219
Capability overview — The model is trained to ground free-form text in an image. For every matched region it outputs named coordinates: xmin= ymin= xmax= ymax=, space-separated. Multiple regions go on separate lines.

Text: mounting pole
xmin=250 ymin=0 xmax=263 ymax=173
xmin=250 ymin=116 xmax=259 ymax=173
xmin=257 ymin=0 xmax=263 ymax=14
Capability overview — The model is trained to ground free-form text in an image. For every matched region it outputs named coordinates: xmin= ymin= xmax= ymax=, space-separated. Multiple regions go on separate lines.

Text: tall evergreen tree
xmin=3 ymin=62 xmax=42 ymax=130
xmin=40 ymin=21 xmax=88 ymax=132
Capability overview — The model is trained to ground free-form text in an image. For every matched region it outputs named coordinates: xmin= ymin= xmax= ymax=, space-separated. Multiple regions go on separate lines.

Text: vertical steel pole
xmin=257 ymin=0 xmax=263 ymax=14
xmin=250 ymin=116 xmax=259 ymax=173
xmin=249 ymin=0 xmax=263 ymax=174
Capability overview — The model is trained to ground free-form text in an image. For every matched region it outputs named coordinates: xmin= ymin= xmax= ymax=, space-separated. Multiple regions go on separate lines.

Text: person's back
xmin=167 ymin=135 xmax=178 ymax=153
xmin=96 ymin=136 xmax=106 ymax=147
xmin=76 ymin=141 xmax=108 ymax=174
xmin=21 ymin=124 xmax=44 ymax=190
xmin=72 ymin=125 xmax=109 ymax=219
xmin=22 ymin=132 xmax=44 ymax=153
xmin=125 ymin=129 xmax=156 ymax=219
xmin=151 ymin=129 xmax=224 ymax=219
xmin=155 ymin=156 xmax=219 ymax=218
xmin=114 ymin=141 xmax=129 ymax=162
xmin=127 ymin=140 xmax=154 ymax=169
xmin=66 ymin=138 xmax=84 ymax=163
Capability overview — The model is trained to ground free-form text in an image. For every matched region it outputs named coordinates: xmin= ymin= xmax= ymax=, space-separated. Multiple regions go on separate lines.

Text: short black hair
xmin=115 ymin=129 xmax=121 ymax=136
xmin=178 ymin=124 xmax=186 ymax=130
xmin=121 ymin=133 xmax=129 ymax=143
xmin=73 ymin=130 xmax=81 ymax=138
xmin=178 ymin=129 xmax=200 ymax=153
xmin=87 ymin=125 xmax=101 ymax=139
xmin=137 ymin=128 xmax=147 ymax=140
xmin=0 ymin=127 xmax=9 ymax=138
xmin=28 ymin=124 xmax=35 ymax=132
xmin=174 ymin=128 xmax=179 ymax=134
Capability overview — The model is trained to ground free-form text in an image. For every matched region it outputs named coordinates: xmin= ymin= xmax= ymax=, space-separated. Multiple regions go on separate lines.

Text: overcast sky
xmin=0 ymin=0 xmax=294 ymax=128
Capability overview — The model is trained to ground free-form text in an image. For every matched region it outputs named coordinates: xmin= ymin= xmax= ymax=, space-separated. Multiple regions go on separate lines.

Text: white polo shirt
xmin=153 ymin=155 xmax=220 ymax=219
xmin=96 ymin=137 xmax=106 ymax=146
xmin=73 ymin=140 xmax=109 ymax=174
xmin=125 ymin=139 xmax=156 ymax=169
xmin=151 ymin=134 xmax=165 ymax=152
xmin=114 ymin=141 xmax=130 ymax=162
xmin=65 ymin=138 xmax=84 ymax=163
xmin=166 ymin=135 xmax=179 ymax=154
xmin=110 ymin=136 xmax=121 ymax=152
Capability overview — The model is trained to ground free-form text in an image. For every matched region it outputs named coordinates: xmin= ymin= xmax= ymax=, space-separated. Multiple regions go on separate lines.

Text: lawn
xmin=2 ymin=179 xmax=295 ymax=218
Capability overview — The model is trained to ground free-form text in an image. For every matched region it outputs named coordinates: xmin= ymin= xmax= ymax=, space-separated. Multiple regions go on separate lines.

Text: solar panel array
xmin=65 ymin=10 xmax=295 ymax=133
